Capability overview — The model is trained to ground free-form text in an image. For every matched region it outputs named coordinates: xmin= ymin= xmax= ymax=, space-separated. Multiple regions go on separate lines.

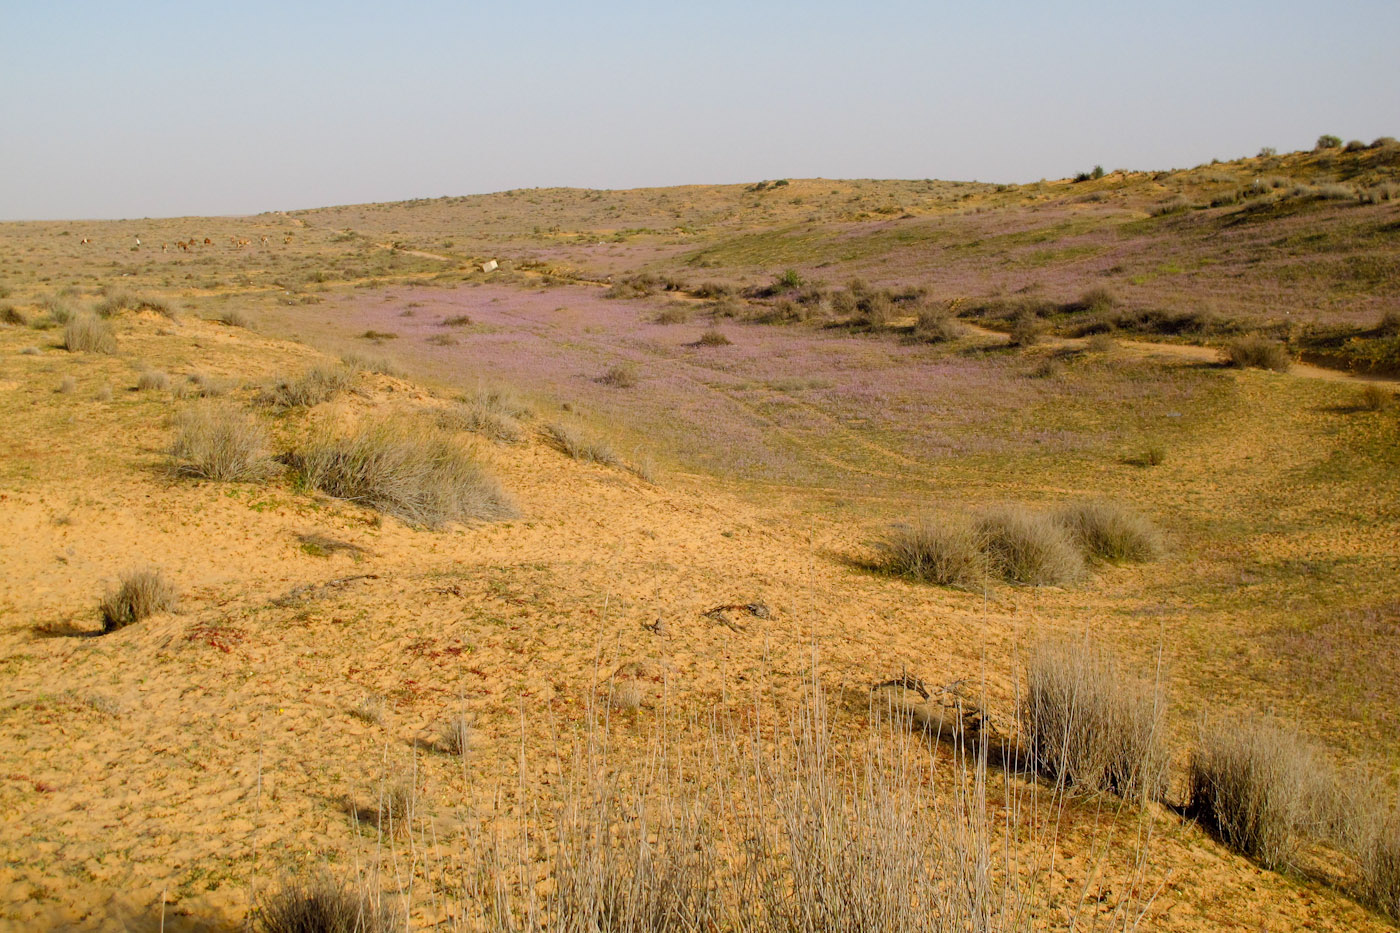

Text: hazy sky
xmin=3 ymin=1 xmax=1397 ymax=220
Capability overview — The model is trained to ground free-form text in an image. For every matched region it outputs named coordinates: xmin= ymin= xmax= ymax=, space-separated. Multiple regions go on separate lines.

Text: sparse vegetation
xmin=259 ymin=364 xmax=354 ymax=408
xmin=695 ymin=327 xmax=731 ymax=346
xmin=596 ymin=361 xmax=639 ymax=388
xmin=1222 ymin=336 xmax=1291 ymax=371
xmin=1056 ymin=500 xmax=1164 ymax=563
xmin=977 ymin=505 xmax=1084 ymax=585
xmin=440 ymin=314 xmax=473 ymax=327
xmin=1008 ymin=311 xmax=1043 ymax=347
xmin=212 ymin=308 xmax=253 ymax=328
xmin=1021 ymin=637 xmax=1169 ymax=803
xmin=1187 ymin=716 xmax=1318 ymax=870
xmin=291 ymin=418 xmax=516 ymax=528
xmin=543 ymin=422 xmax=619 ymax=466
xmin=255 ymin=872 xmax=398 ymax=933
xmin=169 ymin=403 xmax=272 ymax=482
xmin=874 ymin=517 xmax=985 ymax=588
xmin=1355 ymin=802 xmax=1400 ymax=921
xmin=1357 ymin=385 xmax=1394 ymax=411
xmin=438 ymin=716 xmax=471 ymax=756
xmin=100 ymin=568 xmax=178 ymax=633
xmin=63 ymin=313 xmax=116 ymax=353
xmin=0 ymin=305 xmax=24 ymax=326
xmin=136 ymin=370 xmax=170 ymax=391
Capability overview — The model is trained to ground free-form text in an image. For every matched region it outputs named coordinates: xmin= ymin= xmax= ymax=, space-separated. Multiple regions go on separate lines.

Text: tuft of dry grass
xmin=1357 ymin=385 xmax=1393 ymax=412
xmin=437 ymin=389 xmax=528 ymax=444
xmin=136 ymin=370 xmax=170 ymax=391
xmin=57 ymin=376 xmax=77 ymax=394
xmin=1056 ymin=500 xmax=1164 ymax=563
xmin=63 ymin=313 xmax=117 ymax=353
xmin=438 ymin=716 xmax=472 ymax=756
xmin=596 ymin=361 xmax=639 ymax=388
xmin=695 ymin=327 xmax=732 ymax=346
xmin=1187 ymin=716 xmax=1317 ymax=870
xmin=0 ymin=305 xmax=25 ymax=326
xmin=977 ymin=505 xmax=1084 ymax=585
xmin=100 ymin=568 xmax=178 ymax=633
xmin=255 ymin=872 xmax=399 ymax=933
xmin=169 ymin=403 xmax=271 ymax=482
xmin=1355 ymin=801 xmax=1400 ymax=921
xmin=341 ymin=353 xmax=404 ymax=377
xmin=914 ymin=307 xmax=966 ymax=343
xmin=440 ymin=314 xmax=473 ymax=327
xmin=291 ymin=418 xmax=516 ymax=528
xmin=1008 ymin=311 xmax=1043 ymax=347
xmin=259 ymin=364 xmax=354 ymax=408
xmin=1021 ymin=637 xmax=1170 ymax=804
xmin=543 ymin=422 xmax=620 ymax=466
xmin=349 ymin=695 xmax=386 ymax=727
xmin=1222 ymin=336 xmax=1291 ymax=371
xmin=874 ymin=517 xmax=985 ymax=588
xmin=212 ymin=308 xmax=253 ymax=328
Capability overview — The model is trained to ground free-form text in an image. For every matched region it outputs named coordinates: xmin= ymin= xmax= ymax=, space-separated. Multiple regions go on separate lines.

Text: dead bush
xmin=1358 ymin=385 xmax=1393 ymax=412
xmin=1022 ymin=637 xmax=1169 ymax=803
xmin=1222 ymin=336 xmax=1291 ymax=371
xmin=437 ymin=400 xmax=523 ymax=444
xmin=259 ymin=364 xmax=354 ymax=408
xmin=977 ymin=505 xmax=1084 ymax=585
xmin=1355 ymin=801 xmax=1400 ymax=921
xmin=213 ymin=308 xmax=253 ymax=328
xmin=654 ymin=306 xmax=692 ymax=325
xmin=291 ymin=418 xmax=516 ymax=528
xmin=695 ymin=327 xmax=732 ymax=346
xmin=63 ymin=313 xmax=117 ymax=353
xmin=169 ymin=403 xmax=271 ymax=482
xmin=543 ymin=422 xmax=619 ymax=466
xmin=255 ymin=872 xmax=400 ymax=933
xmin=596 ymin=362 xmax=639 ymax=388
xmin=1187 ymin=716 xmax=1317 ymax=869
xmin=874 ymin=518 xmax=985 ymax=588
xmin=913 ymin=307 xmax=965 ymax=343
xmin=438 ymin=716 xmax=472 ymax=757
xmin=341 ymin=353 xmax=404 ymax=377
xmin=100 ymin=568 xmax=178 ymax=633
xmin=0 ymin=305 xmax=25 ymax=326
xmin=136 ymin=370 xmax=170 ymax=391
xmin=1056 ymin=500 xmax=1164 ymax=563
xmin=1008 ymin=311 xmax=1043 ymax=347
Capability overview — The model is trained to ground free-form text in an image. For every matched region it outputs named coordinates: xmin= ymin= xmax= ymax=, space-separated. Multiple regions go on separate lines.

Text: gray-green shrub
xmin=977 ymin=506 xmax=1084 ymax=585
xmin=874 ymin=518 xmax=985 ymax=588
xmin=292 ymin=418 xmax=516 ymax=528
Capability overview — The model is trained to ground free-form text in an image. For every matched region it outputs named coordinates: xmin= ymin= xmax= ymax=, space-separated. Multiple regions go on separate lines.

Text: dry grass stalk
xmin=978 ymin=506 xmax=1083 ymax=585
xmin=169 ymin=402 xmax=271 ymax=482
xmin=292 ymin=417 xmax=516 ymax=528
xmin=100 ymin=568 xmax=178 ymax=633
xmin=1021 ymin=637 xmax=1170 ymax=804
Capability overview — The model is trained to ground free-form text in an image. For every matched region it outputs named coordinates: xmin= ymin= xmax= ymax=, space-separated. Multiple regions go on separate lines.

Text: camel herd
xmin=75 ymin=234 xmax=295 ymax=251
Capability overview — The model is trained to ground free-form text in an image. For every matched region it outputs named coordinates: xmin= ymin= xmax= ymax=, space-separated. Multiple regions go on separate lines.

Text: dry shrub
xmin=1222 ymin=336 xmax=1291 ymax=371
xmin=695 ymin=327 xmax=731 ymax=346
xmin=214 ymin=308 xmax=253 ymax=328
xmin=438 ymin=387 xmax=531 ymax=444
xmin=439 ymin=717 xmax=472 ymax=756
xmin=100 ymin=568 xmax=178 ymax=633
xmin=543 ymin=422 xmax=619 ymax=466
xmin=260 ymin=364 xmax=354 ymax=408
xmin=360 ymin=329 xmax=398 ymax=341
xmin=913 ymin=307 xmax=965 ymax=343
xmin=95 ymin=383 xmax=113 ymax=402
xmin=1008 ymin=311 xmax=1042 ymax=347
xmin=977 ymin=505 xmax=1083 ymax=585
xmin=169 ymin=403 xmax=271 ymax=482
xmin=1355 ymin=801 xmax=1400 ymax=921
xmin=96 ymin=292 xmax=173 ymax=319
xmin=1022 ymin=638 xmax=1169 ymax=803
xmin=1085 ymin=332 xmax=1116 ymax=353
xmin=0 ymin=305 xmax=24 ymax=326
xmin=654 ymin=306 xmax=691 ymax=325
xmin=63 ymin=313 xmax=116 ymax=353
xmin=291 ymin=418 xmax=516 ymax=528
xmin=1056 ymin=500 xmax=1164 ymax=563
xmin=57 ymin=376 xmax=76 ymax=394
xmin=441 ymin=314 xmax=473 ymax=327
xmin=136 ymin=370 xmax=170 ymax=391
xmin=1358 ymin=385 xmax=1393 ymax=412
xmin=874 ymin=517 xmax=985 ymax=587
xmin=179 ymin=371 xmax=236 ymax=398
xmin=1187 ymin=716 xmax=1317 ymax=869
xmin=341 ymin=353 xmax=404 ymax=377
xmin=255 ymin=872 xmax=400 ymax=933
xmin=596 ymin=362 xmax=639 ymax=388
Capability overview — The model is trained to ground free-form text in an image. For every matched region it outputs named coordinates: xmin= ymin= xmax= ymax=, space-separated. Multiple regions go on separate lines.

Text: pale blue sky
xmin=2 ymin=1 xmax=1397 ymax=219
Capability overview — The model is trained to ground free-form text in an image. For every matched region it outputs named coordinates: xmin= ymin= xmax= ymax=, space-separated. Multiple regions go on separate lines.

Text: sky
xmin=2 ymin=0 xmax=1397 ymax=220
